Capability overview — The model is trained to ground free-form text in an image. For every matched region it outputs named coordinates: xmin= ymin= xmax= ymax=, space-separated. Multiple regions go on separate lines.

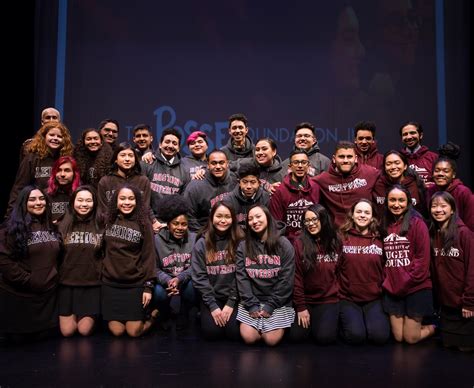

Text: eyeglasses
xmin=295 ymin=134 xmax=314 ymax=139
xmin=303 ymin=217 xmax=319 ymax=226
xmin=291 ymin=160 xmax=309 ymax=166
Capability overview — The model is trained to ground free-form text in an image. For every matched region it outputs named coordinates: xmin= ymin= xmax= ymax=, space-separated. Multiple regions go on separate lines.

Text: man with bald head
xmin=41 ymin=107 xmax=61 ymax=125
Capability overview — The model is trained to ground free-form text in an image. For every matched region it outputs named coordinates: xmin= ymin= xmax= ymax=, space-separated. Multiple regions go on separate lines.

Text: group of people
xmin=0 ymin=108 xmax=472 ymax=351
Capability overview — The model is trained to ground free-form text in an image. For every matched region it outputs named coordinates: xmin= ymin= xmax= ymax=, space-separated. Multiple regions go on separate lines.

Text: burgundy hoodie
xmin=355 ymin=142 xmax=384 ymax=170
xmin=293 ymin=237 xmax=340 ymax=312
xmin=313 ymin=163 xmax=380 ymax=227
xmin=426 ymin=179 xmax=474 ymax=232
xmin=400 ymin=146 xmax=437 ymax=186
xmin=431 ymin=220 xmax=474 ymax=310
xmin=373 ymin=173 xmax=425 ymax=217
xmin=382 ymin=215 xmax=432 ymax=297
xmin=338 ymin=230 xmax=384 ymax=302
xmin=269 ymin=175 xmax=320 ymax=243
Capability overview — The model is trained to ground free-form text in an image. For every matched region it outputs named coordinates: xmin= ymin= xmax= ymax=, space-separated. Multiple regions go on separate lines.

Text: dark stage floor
xmin=1 ymin=324 xmax=472 ymax=388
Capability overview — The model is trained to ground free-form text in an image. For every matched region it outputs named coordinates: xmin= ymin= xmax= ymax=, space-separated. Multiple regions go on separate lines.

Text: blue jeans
xmin=153 ymin=280 xmax=197 ymax=316
xmin=290 ymin=302 xmax=339 ymax=344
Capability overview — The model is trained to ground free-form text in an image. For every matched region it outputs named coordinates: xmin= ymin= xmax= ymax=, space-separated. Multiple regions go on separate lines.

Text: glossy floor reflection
xmin=1 ymin=324 xmax=472 ymax=387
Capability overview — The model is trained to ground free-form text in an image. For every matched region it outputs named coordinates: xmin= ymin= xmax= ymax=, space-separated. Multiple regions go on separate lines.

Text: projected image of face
xmin=329 ymin=5 xmax=366 ymax=90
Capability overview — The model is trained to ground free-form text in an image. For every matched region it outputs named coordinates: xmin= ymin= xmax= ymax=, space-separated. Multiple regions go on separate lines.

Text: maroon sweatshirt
xmin=355 ymin=142 xmax=384 ymax=170
xmin=400 ymin=146 xmax=437 ymax=186
xmin=269 ymin=175 xmax=320 ymax=243
xmin=58 ymin=213 xmax=104 ymax=286
xmin=313 ymin=163 xmax=380 ymax=227
xmin=382 ymin=216 xmax=432 ymax=297
xmin=338 ymin=230 xmax=384 ymax=302
xmin=431 ymin=221 xmax=474 ymax=310
xmin=293 ymin=237 xmax=340 ymax=312
xmin=426 ymin=179 xmax=474 ymax=232
xmin=0 ymin=219 xmax=60 ymax=297
xmin=373 ymin=173 xmax=425 ymax=217
xmin=102 ymin=215 xmax=156 ymax=287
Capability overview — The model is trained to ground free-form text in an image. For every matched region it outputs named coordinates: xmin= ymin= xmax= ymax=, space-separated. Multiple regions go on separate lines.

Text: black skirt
xmin=101 ymin=285 xmax=147 ymax=321
xmin=440 ymin=306 xmax=474 ymax=348
xmin=58 ymin=285 xmax=101 ymax=317
xmin=0 ymin=287 xmax=58 ymax=334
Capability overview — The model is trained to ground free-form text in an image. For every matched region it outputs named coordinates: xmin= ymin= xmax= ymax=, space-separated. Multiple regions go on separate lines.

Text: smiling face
xmin=430 ymin=196 xmax=454 ymax=229
xmin=208 ymin=152 xmax=228 ymax=180
xmin=354 ymin=129 xmax=374 ymax=154
xmin=387 ymin=188 xmax=408 ymax=218
xmin=303 ymin=210 xmax=321 ymax=236
xmin=352 ymin=201 xmax=373 ymax=233
xmin=100 ymin=123 xmax=119 ymax=144
xmin=384 ymin=153 xmax=407 ymax=181
xmin=45 ymin=127 xmax=64 ymax=151
xmin=133 ymin=129 xmax=153 ymax=152
xmin=74 ymin=190 xmax=94 ymax=217
xmin=55 ymin=162 xmax=74 ymax=186
xmin=169 ymin=214 xmax=188 ymax=240
xmin=84 ymin=130 xmax=102 ymax=152
xmin=248 ymin=206 xmax=268 ymax=239
xmin=294 ymin=128 xmax=316 ymax=151
xmin=289 ymin=153 xmax=310 ymax=180
xmin=159 ymin=134 xmax=180 ymax=159
xmin=228 ymin=120 xmax=248 ymax=146
xmin=432 ymin=161 xmax=455 ymax=188
xmin=27 ymin=189 xmax=47 ymax=217
xmin=401 ymin=124 xmax=421 ymax=150
xmin=188 ymin=136 xmax=208 ymax=159
xmin=117 ymin=188 xmax=136 ymax=215
xmin=255 ymin=140 xmax=276 ymax=166
xmin=333 ymin=148 xmax=357 ymax=174
xmin=212 ymin=205 xmax=232 ymax=234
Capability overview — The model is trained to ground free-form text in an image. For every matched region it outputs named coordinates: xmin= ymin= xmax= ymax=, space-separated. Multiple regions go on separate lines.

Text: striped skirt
xmin=236 ymin=304 xmax=295 ymax=333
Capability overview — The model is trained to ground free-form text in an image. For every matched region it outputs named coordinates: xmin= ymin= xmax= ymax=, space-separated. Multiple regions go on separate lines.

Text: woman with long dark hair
xmin=429 ymin=191 xmax=473 ymax=351
xmin=191 ymin=200 xmax=244 ymax=340
xmin=57 ymin=185 xmax=104 ymax=337
xmin=373 ymin=150 xmax=427 ymax=218
xmin=236 ymin=205 xmax=295 ymax=346
xmin=290 ymin=204 xmax=341 ymax=344
xmin=382 ymin=184 xmax=435 ymax=344
xmin=0 ymin=185 xmax=61 ymax=340
xmin=338 ymin=199 xmax=390 ymax=345
xmin=73 ymin=128 xmax=114 ymax=188
xmin=101 ymin=184 xmax=157 ymax=337
xmin=97 ymin=142 xmax=151 ymax=219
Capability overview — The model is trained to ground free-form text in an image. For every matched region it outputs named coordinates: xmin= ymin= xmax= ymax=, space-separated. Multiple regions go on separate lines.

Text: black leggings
xmin=199 ymin=300 xmax=240 ymax=341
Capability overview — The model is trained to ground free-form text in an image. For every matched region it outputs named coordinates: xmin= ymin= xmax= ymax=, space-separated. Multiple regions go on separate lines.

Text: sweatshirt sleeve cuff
xmin=262 ymin=304 xmax=274 ymax=315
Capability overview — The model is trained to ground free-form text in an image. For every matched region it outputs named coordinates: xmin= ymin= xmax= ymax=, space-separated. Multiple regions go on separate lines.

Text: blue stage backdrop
xmin=33 ymin=0 xmax=471 ymax=184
